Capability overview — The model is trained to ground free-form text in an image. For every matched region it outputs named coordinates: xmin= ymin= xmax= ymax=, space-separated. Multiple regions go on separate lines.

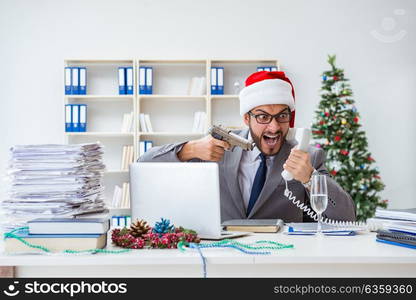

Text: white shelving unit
xmin=64 ymin=59 xmax=279 ymax=215
xmin=64 ymin=59 xmax=136 ymax=214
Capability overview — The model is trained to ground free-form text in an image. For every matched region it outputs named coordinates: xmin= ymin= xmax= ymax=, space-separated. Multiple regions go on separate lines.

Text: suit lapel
xmin=247 ymin=141 xmax=292 ymax=218
xmin=223 ymin=129 xmax=248 ymax=217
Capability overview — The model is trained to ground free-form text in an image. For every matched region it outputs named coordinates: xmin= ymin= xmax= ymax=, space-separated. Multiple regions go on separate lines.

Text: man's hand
xmin=283 ymin=149 xmax=314 ymax=183
xmin=177 ymin=135 xmax=231 ymax=162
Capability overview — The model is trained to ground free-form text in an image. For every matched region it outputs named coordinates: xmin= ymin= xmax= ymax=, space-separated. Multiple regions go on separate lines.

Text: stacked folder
xmin=2 ymin=143 xmax=106 ymax=230
xmin=374 ymin=208 xmax=416 ymax=249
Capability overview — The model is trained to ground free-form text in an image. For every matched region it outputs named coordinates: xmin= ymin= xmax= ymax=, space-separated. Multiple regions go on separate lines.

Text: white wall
xmin=0 ymin=0 xmax=415 ymax=208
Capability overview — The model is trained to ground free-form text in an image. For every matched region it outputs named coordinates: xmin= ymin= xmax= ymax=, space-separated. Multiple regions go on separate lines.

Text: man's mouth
xmin=262 ymin=133 xmax=281 ymax=147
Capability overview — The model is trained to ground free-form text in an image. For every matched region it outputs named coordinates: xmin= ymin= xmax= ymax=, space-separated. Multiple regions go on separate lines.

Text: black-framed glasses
xmin=248 ymin=110 xmax=291 ymax=124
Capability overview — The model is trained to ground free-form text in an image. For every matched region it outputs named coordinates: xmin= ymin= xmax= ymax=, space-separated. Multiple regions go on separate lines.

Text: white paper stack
xmin=1 ymin=143 xmax=107 ymax=230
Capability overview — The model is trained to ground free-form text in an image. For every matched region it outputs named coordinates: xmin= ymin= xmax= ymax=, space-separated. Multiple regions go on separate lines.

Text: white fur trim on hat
xmin=239 ymin=79 xmax=295 ymax=116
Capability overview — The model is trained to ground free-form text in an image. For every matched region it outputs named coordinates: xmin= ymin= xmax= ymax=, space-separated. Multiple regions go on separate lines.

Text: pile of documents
xmin=1 ymin=143 xmax=106 ymax=230
xmin=372 ymin=208 xmax=416 ymax=249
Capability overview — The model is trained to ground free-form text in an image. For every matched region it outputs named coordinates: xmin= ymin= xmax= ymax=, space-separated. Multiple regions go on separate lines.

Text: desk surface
xmin=1 ymin=230 xmax=415 ymax=277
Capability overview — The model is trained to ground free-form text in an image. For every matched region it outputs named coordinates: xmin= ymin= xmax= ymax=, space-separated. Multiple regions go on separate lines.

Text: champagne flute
xmin=310 ymin=174 xmax=328 ymax=236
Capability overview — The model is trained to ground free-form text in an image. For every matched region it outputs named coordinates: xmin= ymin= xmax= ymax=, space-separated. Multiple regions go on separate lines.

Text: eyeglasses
xmin=248 ymin=110 xmax=291 ymax=124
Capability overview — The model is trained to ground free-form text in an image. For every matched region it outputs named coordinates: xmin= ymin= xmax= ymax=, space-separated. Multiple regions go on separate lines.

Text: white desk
xmin=1 ymin=231 xmax=415 ymax=277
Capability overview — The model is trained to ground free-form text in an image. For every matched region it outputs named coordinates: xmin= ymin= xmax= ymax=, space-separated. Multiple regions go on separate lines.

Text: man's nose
xmin=266 ymin=117 xmax=281 ymax=131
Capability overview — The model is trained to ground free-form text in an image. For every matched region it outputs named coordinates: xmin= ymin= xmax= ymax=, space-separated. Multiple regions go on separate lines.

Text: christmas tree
xmin=311 ymin=55 xmax=387 ymax=221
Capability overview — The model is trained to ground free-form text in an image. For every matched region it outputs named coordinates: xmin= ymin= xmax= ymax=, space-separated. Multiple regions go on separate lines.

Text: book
xmin=375 ymin=208 xmax=416 ymax=222
xmin=111 ymin=185 xmax=122 ymax=208
xmin=28 ymin=218 xmax=110 ymax=234
xmin=144 ymin=114 xmax=153 ymax=132
xmin=121 ymin=145 xmax=127 ymax=170
xmin=4 ymin=228 xmax=107 ymax=253
xmin=139 ymin=113 xmax=148 ymax=132
xmin=222 ymin=219 xmax=283 ymax=233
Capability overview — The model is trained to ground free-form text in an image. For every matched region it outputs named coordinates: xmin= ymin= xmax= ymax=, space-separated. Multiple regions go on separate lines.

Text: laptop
xmin=130 ymin=162 xmax=249 ymax=240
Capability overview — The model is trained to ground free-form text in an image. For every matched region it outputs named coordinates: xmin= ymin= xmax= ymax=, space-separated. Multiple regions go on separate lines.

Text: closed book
xmin=144 ymin=114 xmax=153 ymax=132
xmin=222 ymin=219 xmax=283 ymax=233
xmin=5 ymin=228 xmax=107 ymax=253
xmin=28 ymin=217 xmax=110 ymax=234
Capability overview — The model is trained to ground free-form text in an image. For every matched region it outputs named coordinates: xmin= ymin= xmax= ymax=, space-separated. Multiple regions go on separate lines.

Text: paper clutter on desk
xmin=1 ymin=143 xmax=106 ymax=230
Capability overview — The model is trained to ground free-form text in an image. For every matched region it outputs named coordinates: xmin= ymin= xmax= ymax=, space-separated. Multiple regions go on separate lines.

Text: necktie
xmin=246 ymin=153 xmax=267 ymax=217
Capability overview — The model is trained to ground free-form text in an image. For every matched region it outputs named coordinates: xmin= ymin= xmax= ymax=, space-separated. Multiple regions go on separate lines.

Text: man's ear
xmin=243 ymin=113 xmax=250 ymax=126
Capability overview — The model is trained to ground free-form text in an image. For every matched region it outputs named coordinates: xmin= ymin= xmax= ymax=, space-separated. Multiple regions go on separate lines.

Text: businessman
xmin=139 ymin=71 xmax=356 ymax=222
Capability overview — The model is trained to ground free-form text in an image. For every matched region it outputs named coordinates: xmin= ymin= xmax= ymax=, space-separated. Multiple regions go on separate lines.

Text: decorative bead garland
xmin=4 ymin=227 xmax=131 ymax=255
xmin=178 ymin=239 xmax=294 ymax=278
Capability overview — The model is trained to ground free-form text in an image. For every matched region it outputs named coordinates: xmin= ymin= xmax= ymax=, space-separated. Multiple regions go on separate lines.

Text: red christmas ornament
xmin=367 ymin=156 xmax=374 ymax=162
xmin=354 ymin=117 xmax=359 ymax=123
xmin=330 ymin=170 xmax=337 ymax=176
xmin=333 ymin=76 xmax=338 ymax=81
xmin=319 ymin=120 xmax=325 ymax=125
xmin=334 ymin=136 xmax=341 ymax=142
xmin=340 ymin=150 xmax=349 ymax=156
xmin=324 ymin=112 xmax=329 ymax=117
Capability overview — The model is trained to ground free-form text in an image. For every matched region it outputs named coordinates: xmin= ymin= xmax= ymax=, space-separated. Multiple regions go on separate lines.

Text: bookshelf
xmin=63 ymin=59 xmax=279 ymax=214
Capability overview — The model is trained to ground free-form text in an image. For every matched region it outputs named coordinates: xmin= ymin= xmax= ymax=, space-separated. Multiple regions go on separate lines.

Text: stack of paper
xmin=1 ymin=143 xmax=106 ymax=230
xmin=373 ymin=208 xmax=416 ymax=235
xmin=375 ymin=208 xmax=416 ymax=222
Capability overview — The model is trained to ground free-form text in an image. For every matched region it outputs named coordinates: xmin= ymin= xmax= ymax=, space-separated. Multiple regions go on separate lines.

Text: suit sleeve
xmin=138 ymin=142 xmax=203 ymax=163
xmin=311 ymin=148 xmax=357 ymax=221
xmin=138 ymin=142 xmax=187 ymax=162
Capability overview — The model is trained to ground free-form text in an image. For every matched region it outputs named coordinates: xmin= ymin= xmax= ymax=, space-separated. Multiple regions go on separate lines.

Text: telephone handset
xmin=282 ymin=127 xmax=382 ymax=231
xmin=281 ymin=128 xmax=311 ymax=181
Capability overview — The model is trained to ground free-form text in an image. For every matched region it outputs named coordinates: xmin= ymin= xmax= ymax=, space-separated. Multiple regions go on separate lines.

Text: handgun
xmin=208 ymin=125 xmax=255 ymax=151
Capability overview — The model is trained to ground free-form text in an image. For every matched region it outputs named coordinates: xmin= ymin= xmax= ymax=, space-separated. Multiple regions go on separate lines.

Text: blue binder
xmin=145 ymin=67 xmax=153 ymax=94
xmin=64 ymin=67 xmax=72 ymax=95
xmin=79 ymin=67 xmax=87 ymax=95
xmin=79 ymin=104 xmax=87 ymax=132
xmin=72 ymin=104 xmax=79 ymax=132
xmin=126 ymin=67 xmax=133 ymax=95
xmin=210 ymin=67 xmax=217 ymax=95
xmin=65 ymin=104 xmax=72 ymax=132
xmin=139 ymin=67 xmax=146 ymax=94
xmin=217 ymin=67 xmax=224 ymax=95
xmin=118 ymin=67 xmax=126 ymax=95
xmin=71 ymin=67 xmax=79 ymax=95
xmin=376 ymin=239 xmax=416 ymax=250
xmin=145 ymin=140 xmax=153 ymax=152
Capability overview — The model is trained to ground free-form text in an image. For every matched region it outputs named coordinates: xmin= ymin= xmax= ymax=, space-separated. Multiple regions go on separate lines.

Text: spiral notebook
xmin=376 ymin=230 xmax=416 ymax=249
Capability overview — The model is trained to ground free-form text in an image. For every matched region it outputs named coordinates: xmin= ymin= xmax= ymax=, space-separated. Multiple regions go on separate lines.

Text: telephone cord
xmin=284 ymin=180 xmax=383 ymax=231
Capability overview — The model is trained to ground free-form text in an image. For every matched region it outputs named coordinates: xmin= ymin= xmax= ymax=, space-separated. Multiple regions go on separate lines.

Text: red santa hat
xmin=239 ymin=71 xmax=296 ymax=127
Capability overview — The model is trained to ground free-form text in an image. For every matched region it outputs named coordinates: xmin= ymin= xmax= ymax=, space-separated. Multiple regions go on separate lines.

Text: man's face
xmin=243 ymin=104 xmax=290 ymax=156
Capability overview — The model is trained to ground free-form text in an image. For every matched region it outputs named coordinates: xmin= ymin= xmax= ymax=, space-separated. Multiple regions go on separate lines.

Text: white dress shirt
xmin=238 ymin=132 xmax=275 ymax=210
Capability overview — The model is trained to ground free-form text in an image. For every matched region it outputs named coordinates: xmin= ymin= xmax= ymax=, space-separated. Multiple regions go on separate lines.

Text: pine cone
xmin=129 ymin=219 xmax=151 ymax=238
